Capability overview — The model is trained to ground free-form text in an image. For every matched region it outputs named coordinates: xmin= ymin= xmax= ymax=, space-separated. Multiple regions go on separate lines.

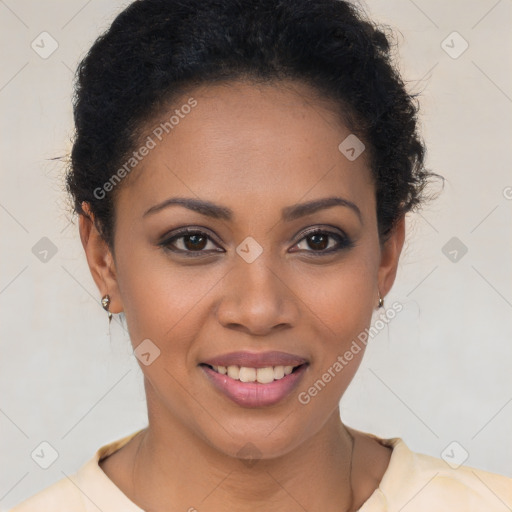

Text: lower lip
xmin=200 ymin=364 xmax=308 ymax=408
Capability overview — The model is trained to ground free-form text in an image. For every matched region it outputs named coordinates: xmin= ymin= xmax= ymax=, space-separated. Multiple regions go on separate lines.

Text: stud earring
xmin=378 ymin=290 xmax=384 ymax=309
xmin=101 ymin=294 xmax=113 ymax=323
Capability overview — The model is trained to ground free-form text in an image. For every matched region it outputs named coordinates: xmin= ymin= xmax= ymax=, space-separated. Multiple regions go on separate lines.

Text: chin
xmin=190 ymin=405 xmax=328 ymax=463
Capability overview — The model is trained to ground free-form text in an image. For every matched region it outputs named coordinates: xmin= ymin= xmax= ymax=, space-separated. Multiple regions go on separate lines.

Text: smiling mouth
xmin=201 ymin=363 xmax=305 ymax=384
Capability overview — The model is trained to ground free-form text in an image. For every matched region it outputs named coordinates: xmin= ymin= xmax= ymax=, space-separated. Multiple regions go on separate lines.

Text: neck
xmin=131 ymin=404 xmax=356 ymax=512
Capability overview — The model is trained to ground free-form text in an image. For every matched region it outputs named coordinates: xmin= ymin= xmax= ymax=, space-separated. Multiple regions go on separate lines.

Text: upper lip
xmin=201 ymin=351 xmax=308 ymax=368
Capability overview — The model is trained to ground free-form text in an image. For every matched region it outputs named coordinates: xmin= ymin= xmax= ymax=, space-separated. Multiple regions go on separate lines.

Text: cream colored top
xmin=9 ymin=429 xmax=512 ymax=511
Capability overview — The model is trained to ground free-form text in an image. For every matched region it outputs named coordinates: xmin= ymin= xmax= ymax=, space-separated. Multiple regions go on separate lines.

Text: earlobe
xmin=78 ymin=202 xmax=122 ymax=314
xmin=377 ymin=215 xmax=406 ymax=301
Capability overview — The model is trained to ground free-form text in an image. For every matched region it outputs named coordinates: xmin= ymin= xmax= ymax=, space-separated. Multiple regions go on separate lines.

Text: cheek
xmin=289 ymin=251 xmax=377 ymax=405
xmin=114 ymin=246 xmax=226 ymax=357
xmin=292 ymin=251 xmax=377 ymax=338
xmin=114 ymin=249 xmax=224 ymax=425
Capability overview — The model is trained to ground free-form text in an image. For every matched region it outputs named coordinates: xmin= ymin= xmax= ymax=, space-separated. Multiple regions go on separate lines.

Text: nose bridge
xmin=235 ymin=247 xmax=283 ymax=309
xmin=234 ymin=230 xmax=280 ymax=293
xmin=238 ymin=248 xmax=279 ymax=295
xmin=216 ymin=246 xmax=297 ymax=334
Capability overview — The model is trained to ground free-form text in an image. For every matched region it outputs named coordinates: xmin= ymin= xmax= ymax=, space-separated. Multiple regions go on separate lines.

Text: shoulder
xmin=410 ymin=450 xmax=511 ymax=510
xmin=7 ymin=429 xmax=146 ymax=512
xmin=7 ymin=476 xmax=86 ymax=512
xmin=363 ymin=436 xmax=512 ymax=511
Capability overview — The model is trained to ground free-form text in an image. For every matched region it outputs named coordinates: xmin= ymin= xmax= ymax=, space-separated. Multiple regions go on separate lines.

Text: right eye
xmin=159 ymin=228 xmax=224 ymax=255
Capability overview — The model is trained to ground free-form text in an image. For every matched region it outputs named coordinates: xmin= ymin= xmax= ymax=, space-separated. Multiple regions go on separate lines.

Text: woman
xmin=10 ymin=0 xmax=511 ymax=510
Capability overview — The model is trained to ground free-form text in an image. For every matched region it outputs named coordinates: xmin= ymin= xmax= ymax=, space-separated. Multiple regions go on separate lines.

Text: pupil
xmin=185 ymin=234 xmax=207 ymax=251
xmin=308 ymin=234 xmax=328 ymax=251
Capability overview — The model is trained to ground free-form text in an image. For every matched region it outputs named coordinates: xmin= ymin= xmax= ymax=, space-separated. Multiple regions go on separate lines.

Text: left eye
xmin=292 ymin=229 xmax=350 ymax=254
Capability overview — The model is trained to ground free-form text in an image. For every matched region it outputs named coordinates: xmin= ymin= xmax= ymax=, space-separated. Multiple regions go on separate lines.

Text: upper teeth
xmin=212 ymin=365 xmax=295 ymax=383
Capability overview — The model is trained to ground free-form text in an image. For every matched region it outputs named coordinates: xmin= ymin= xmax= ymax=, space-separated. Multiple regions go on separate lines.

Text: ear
xmin=78 ymin=202 xmax=123 ymax=314
xmin=377 ymin=214 xmax=406 ymax=300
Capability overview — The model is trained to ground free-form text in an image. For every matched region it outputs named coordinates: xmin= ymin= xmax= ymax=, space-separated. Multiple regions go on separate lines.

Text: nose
xmin=215 ymin=255 xmax=300 ymax=337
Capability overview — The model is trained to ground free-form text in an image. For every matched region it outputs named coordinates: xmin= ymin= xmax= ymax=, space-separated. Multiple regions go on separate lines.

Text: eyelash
xmin=159 ymin=226 xmax=354 ymax=257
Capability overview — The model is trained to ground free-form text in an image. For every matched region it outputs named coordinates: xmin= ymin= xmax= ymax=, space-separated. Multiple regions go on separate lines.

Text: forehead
xmin=115 ymin=80 xmax=375 ymax=222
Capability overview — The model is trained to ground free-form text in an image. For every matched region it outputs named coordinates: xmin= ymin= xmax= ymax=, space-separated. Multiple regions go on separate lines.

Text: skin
xmin=79 ymin=79 xmax=405 ymax=512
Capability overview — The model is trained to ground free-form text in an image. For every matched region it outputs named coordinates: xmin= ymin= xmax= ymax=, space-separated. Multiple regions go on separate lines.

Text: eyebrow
xmin=143 ymin=196 xmax=362 ymax=224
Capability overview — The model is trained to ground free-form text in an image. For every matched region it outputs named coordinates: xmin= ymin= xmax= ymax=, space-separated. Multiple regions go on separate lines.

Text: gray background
xmin=1 ymin=0 xmax=511 ymax=509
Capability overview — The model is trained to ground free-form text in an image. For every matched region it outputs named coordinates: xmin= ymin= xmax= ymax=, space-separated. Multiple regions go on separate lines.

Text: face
xmin=81 ymin=80 xmax=404 ymax=459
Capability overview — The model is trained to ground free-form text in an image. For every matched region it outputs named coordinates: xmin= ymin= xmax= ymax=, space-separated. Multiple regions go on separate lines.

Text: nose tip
xmin=215 ymin=260 xmax=299 ymax=336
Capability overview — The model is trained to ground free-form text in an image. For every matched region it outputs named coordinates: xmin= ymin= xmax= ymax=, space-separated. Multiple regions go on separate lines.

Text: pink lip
xmin=202 ymin=350 xmax=307 ymax=368
xmin=201 ymin=363 xmax=308 ymax=408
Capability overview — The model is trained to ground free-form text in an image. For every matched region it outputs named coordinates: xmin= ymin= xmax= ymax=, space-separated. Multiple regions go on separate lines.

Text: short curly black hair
xmin=66 ymin=0 xmax=440 ymax=250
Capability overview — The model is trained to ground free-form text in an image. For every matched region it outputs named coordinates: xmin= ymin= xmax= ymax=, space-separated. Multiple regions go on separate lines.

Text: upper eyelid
xmin=162 ymin=227 xmax=222 ymax=244
xmin=162 ymin=225 xmax=346 ymax=241
xmin=298 ymin=225 xmax=347 ymax=238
